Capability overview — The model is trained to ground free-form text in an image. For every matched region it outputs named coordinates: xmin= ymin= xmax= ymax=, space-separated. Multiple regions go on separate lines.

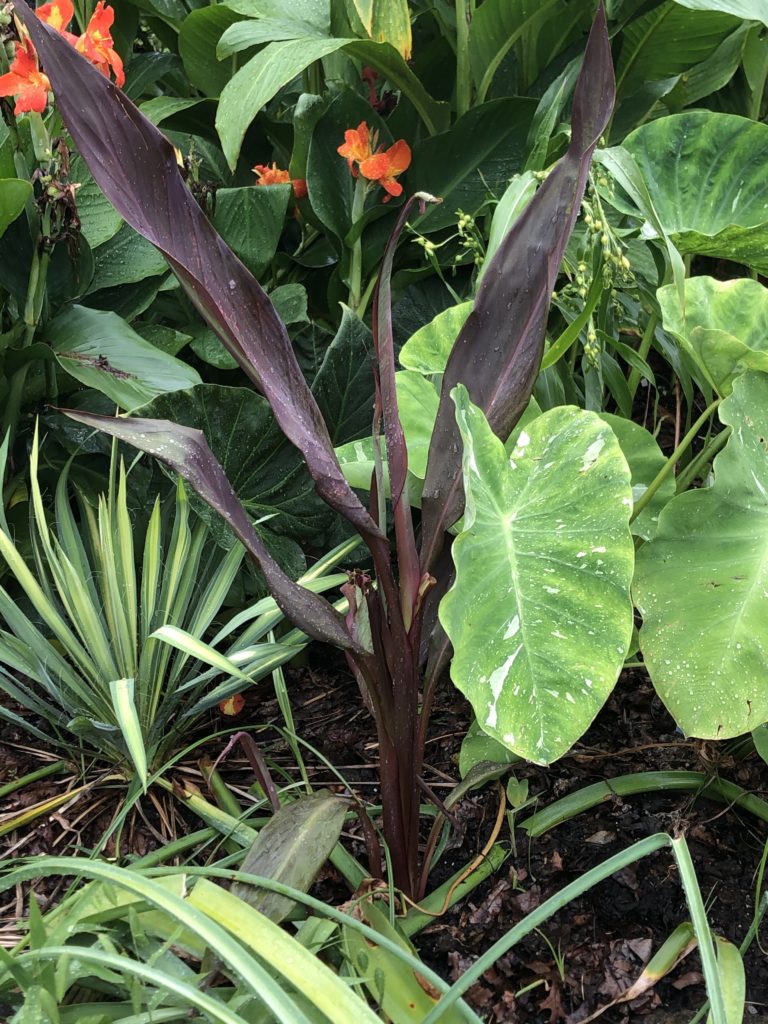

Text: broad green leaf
xmin=349 ymin=0 xmax=412 ymax=58
xmin=311 ymin=306 xmax=375 ymax=445
xmin=108 ymin=678 xmax=147 ymax=789
xmin=615 ymin=2 xmax=738 ymax=98
xmin=674 ymin=0 xmax=768 ymax=26
xmin=409 ymin=98 xmax=536 ymax=233
xmin=212 ymin=185 xmax=292 ymax=278
xmin=458 ymin=719 xmax=519 ymax=778
xmin=189 ymin=878 xmax=381 ymax=1024
xmin=342 ymin=900 xmax=465 ymax=1024
xmin=88 ymin=224 xmax=169 ymax=291
xmin=621 ymin=111 xmax=768 ymax=274
xmin=599 ymin=413 xmax=675 ymax=541
xmin=468 ymin=0 xmax=587 ymax=103
xmin=0 ymin=178 xmax=32 ymax=238
xmin=270 ymin=283 xmax=309 ymax=326
xmin=396 ymin=372 xmax=440 ymax=479
xmin=44 ymin=306 xmax=201 ymax=411
xmin=179 ymin=6 xmax=245 ymax=96
xmin=635 ymin=371 xmax=768 ymax=739
xmin=217 ymin=37 xmax=445 ymax=169
xmin=662 ymin=21 xmax=751 ymax=109
xmin=217 ymin=13 xmax=327 ymax=55
xmin=225 ymin=0 xmax=329 ymax=26
xmin=706 ymin=936 xmax=745 ymax=1024
xmin=140 ymin=95 xmax=208 ymax=126
xmin=658 ymin=276 xmax=768 ymax=394
xmin=440 ymin=387 xmax=634 ymax=764
xmin=233 ymin=791 xmax=348 ymax=922
xmin=399 ymin=302 xmax=472 ymax=375
xmin=137 ymin=385 xmax=331 ymax=548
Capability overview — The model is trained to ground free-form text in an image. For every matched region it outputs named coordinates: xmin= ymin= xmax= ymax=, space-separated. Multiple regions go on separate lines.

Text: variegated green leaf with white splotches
xmin=440 ymin=386 xmax=634 ymax=764
xmin=635 ymin=371 xmax=768 ymax=739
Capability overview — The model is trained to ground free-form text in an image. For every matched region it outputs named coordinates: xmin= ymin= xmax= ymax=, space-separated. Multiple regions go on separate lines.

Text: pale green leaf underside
xmin=635 ymin=371 xmax=768 ymax=739
xmin=441 ymin=388 xmax=634 ymax=764
xmin=658 ymin=275 xmax=768 ymax=394
xmin=622 ymin=111 xmax=768 ymax=273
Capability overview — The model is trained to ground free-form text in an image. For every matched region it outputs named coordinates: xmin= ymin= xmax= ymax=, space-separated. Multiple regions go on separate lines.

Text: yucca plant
xmin=0 ymin=426 xmax=350 ymax=787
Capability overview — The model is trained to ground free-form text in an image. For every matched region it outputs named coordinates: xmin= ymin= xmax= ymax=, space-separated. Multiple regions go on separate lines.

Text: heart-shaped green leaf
xmin=621 ymin=111 xmax=768 ymax=273
xmin=658 ymin=276 xmax=768 ymax=394
xmin=635 ymin=371 xmax=768 ymax=739
xmin=440 ymin=386 xmax=634 ymax=764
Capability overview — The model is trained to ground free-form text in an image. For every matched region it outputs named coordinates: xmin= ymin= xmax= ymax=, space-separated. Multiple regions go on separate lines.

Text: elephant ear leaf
xmin=15 ymin=8 xmax=381 ymax=546
xmin=420 ymin=2 xmax=615 ymax=571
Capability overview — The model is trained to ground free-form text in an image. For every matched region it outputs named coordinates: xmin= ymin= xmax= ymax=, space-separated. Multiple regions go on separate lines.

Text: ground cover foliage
xmin=1 ymin=0 xmax=768 ymax=1020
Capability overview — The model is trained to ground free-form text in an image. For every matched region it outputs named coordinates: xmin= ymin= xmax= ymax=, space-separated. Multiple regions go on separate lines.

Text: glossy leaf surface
xmin=440 ymin=387 xmax=634 ymax=764
xmin=658 ymin=276 xmax=768 ymax=394
xmin=16 ymin=9 xmax=380 ymax=548
xmin=635 ymin=372 xmax=768 ymax=738
xmin=621 ymin=111 xmax=768 ymax=273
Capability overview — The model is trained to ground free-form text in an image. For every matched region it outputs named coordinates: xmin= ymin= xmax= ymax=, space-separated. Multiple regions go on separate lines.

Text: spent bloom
xmin=337 ymin=121 xmax=411 ymax=201
xmin=253 ymin=162 xmax=307 ymax=199
xmin=0 ymin=35 xmax=51 ymax=115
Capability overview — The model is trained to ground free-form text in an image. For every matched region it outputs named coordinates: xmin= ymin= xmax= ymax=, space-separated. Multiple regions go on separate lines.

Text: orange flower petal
xmin=76 ymin=2 xmax=124 ymax=87
xmin=37 ymin=0 xmax=74 ymax=32
xmin=385 ymin=139 xmax=411 ymax=175
xmin=358 ymin=152 xmax=391 ymax=182
xmin=253 ymin=162 xmax=292 ymax=186
xmin=292 ymin=177 xmax=308 ymax=200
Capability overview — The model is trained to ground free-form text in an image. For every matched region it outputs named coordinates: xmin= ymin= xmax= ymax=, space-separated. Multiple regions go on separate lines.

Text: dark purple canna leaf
xmin=64 ymin=409 xmax=358 ymax=653
xmin=16 ymin=8 xmax=382 ymax=547
xmin=419 ymin=2 xmax=615 ymax=572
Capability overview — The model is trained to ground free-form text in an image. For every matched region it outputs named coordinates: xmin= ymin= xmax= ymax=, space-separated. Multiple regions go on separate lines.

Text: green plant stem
xmin=675 ymin=425 xmax=730 ymax=493
xmin=455 ymin=0 xmax=474 ymax=118
xmin=631 ymin=397 xmax=721 ymax=523
xmin=520 ymin=770 xmax=768 ymax=837
xmin=130 ymin=828 xmax=217 ymax=868
xmin=402 ymin=843 xmax=507 ymax=937
xmin=627 ymin=311 xmax=658 ymax=400
xmin=687 ymin=891 xmax=768 ymax=1024
xmin=348 ymin=176 xmax=367 ymax=311
xmin=0 ymin=760 xmax=67 ymax=800
xmin=671 ymin=835 xmax=726 ymax=1024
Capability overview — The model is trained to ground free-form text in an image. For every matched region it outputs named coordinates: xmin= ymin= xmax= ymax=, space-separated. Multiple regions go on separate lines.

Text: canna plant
xmin=13 ymin=2 xmax=620 ymax=900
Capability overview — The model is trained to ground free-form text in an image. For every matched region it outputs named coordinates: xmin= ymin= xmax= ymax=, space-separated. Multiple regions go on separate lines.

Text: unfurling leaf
xmin=420 ymin=2 xmax=616 ymax=571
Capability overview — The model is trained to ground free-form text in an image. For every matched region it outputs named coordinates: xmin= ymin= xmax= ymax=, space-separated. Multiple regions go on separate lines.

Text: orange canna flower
xmin=253 ymin=163 xmax=290 ymax=186
xmin=359 ymin=138 xmax=412 ymax=200
xmin=337 ymin=121 xmax=373 ymax=175
xmin=76 ymin=1 xmax=124 ymax=88
xmin=253 ymin=163 xmax=307 ymax=199
xmin=37 ymin=0 xmax=78 ymax=43
xmin=0 ymin=35 xmax=51 ymax=115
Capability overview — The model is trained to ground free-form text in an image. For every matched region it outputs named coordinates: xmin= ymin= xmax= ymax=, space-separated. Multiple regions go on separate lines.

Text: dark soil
xmin=291 ymin=661 xmax=768 ymax=1023
xmin=2 ymin=660 xmax=768 ymax=1022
